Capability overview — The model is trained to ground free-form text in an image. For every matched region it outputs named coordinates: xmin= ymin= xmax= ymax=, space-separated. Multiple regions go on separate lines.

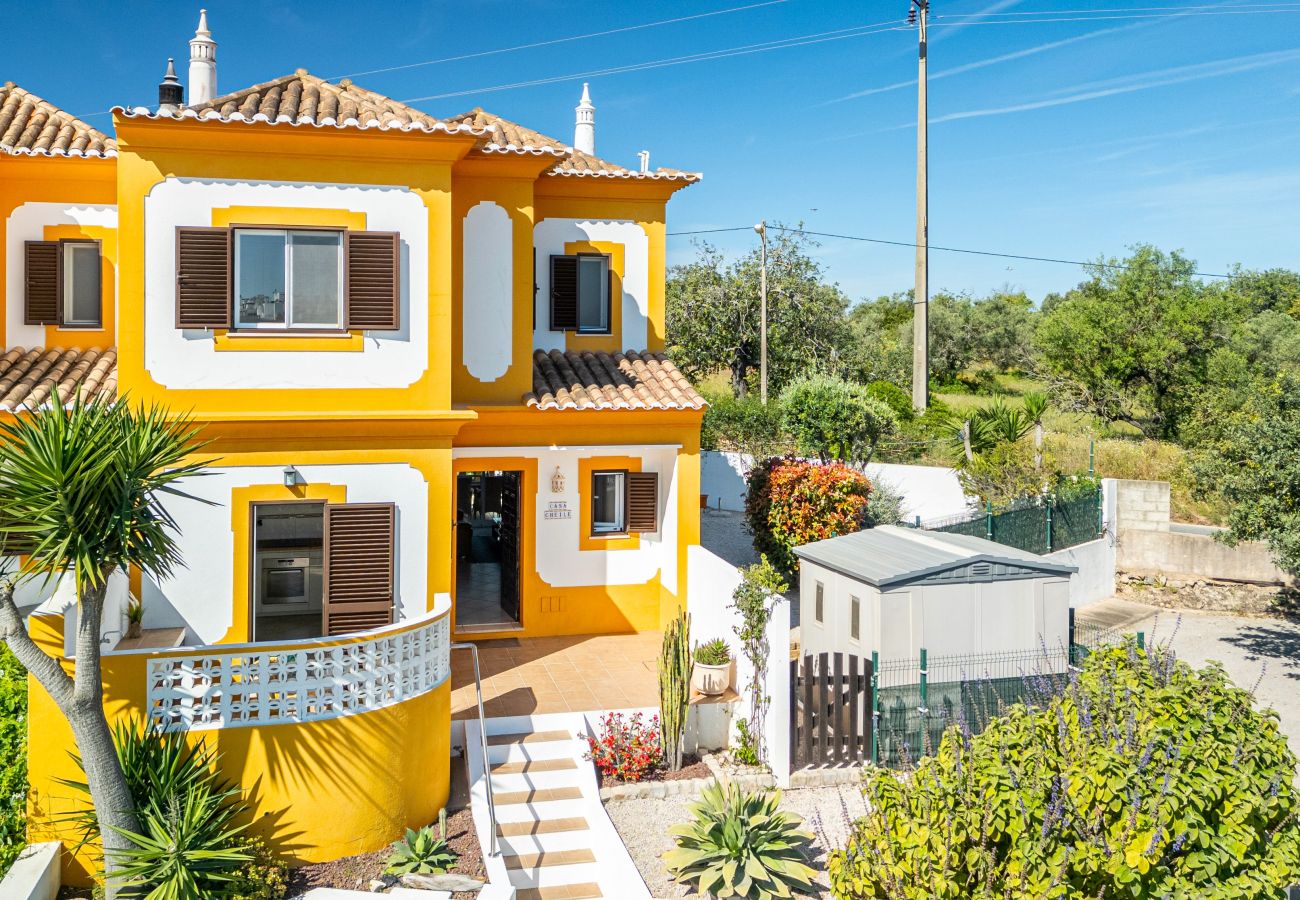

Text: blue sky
xmin=5 ymin=0 xmax=1299 ymax=303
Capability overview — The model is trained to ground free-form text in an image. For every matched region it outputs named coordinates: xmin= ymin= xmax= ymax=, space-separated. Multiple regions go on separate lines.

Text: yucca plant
xmin=385 ymin=810 xmax=458 ymax=876
xmin=664 ymin=780 xmax=817 ymax=899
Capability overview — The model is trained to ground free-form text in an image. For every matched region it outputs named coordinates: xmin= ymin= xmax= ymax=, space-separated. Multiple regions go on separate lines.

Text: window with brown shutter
xmin=345 ymin=231 xmax=400 ymax=330
xmin=323 ymin=502 xmax=396 ymax=636
xmin=550 ymin=254 xmax=578 ymax=331
xmin=627 ymin=471 xmax=659 ymax=533
xmin=176 ymin=227 xmax=232 ymax=329
xmin=24 ymin=241 xmax=59 ymax=325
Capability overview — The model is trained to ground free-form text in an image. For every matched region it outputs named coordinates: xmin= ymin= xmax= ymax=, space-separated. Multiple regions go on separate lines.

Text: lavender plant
xmin=829 ymin=640 xmax=1300 ymax=898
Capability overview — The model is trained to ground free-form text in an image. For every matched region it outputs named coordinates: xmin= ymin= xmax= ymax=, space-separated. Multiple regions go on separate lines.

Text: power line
xmin=328 ymin=0 xmax=794 ymax=81
xmin=932 ymin=8 xmax=1300 ymax=26
xmin=944 ymin=2 xmax=1300 ymax=14
xmin=666 ymin=224 xmax=1235 ymax=279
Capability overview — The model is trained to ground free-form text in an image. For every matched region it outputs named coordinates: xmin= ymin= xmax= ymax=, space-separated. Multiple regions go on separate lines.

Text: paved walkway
xmin=465 ymin=712 xmax=650 ymax=900
xmin=1079 ymin=598 xmax=1300 ymax=764
xmin=450 ymin=633 xmax=661 ymax=720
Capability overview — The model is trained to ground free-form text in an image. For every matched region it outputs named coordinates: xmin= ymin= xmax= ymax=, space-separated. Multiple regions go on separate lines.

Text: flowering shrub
xmin=585 ymin=712 xmax=662 ymax=783
xmin=745 ymin=457 xmax=872 ymax=576
xmin=829 ymin=642 xmax=1300 ymax=898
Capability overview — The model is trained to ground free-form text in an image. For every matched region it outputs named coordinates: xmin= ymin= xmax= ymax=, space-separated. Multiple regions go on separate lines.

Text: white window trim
xmin=233 ymin=228 xmax=344 ymax=330
xmin=591 ymin=469 xmax=626 ymax=536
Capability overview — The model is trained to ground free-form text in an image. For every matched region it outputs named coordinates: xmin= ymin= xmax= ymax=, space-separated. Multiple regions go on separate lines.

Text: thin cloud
xmin=930 ymin=0 xmax=1025 ymax=40
xmin=932 ymin=48 xmax=1300 ymax=123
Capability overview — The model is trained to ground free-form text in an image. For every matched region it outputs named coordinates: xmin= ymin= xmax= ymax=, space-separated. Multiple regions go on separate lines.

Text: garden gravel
xmin=605 ymin=783 xmax=870 ymax=898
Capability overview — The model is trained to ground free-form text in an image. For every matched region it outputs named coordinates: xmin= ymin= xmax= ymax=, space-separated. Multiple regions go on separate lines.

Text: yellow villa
xmin=2 ymin=11 xmax=705 ymax=887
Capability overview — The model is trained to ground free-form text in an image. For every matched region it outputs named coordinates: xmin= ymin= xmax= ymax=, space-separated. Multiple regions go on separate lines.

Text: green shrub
xmin=665 ymin=780 xmax=817 ymax=900
xmin=700 ymin=390 xmax=788 ymax=460
xmin=693 ymin=638 xmax=730 ymax=666
xmin=732 ymin=718 xmax=760 ymax=766
xmin=780 ymin=375 xmax=897 ymax=466
xmin=745 ymin=457 xmax=872 ymax=576
xmin=865 ymin=380 xmax=914 ymax=423
xmin=385 ymin=813 xmax=458 ymax=876
xmin=830 ymin=644 xmax=1300 ymax=899
xmin=0 ymin=645 xmax=26 ymax=873
xmin=227 ymin=839 xmax=289 ymax=900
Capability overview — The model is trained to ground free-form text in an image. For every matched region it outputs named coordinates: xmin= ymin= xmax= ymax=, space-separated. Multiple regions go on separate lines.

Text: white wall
xmin=146 ymin=463 xmax=432 ymax=644
xmin=532 ymin=218 xmax=649 ymax=350
xmin=700 ymin=451 xmax=970 ymax=523
xmin=453 ymin=445 xmax=679 ymax=592
xmin=686 ymin=545 xmax=791 ymax=786
xmin=0 ymin=842 xmax=61 ymax=900
xmin=462 ymin=201 xmax=513 ymax=383
xmin=1047 ymin=537 xmax=1116 ymax=608
xmin=6 ymin=201 xmax=117 ymax=346
xmin=143 ymin=178 xmax=426 ymax=390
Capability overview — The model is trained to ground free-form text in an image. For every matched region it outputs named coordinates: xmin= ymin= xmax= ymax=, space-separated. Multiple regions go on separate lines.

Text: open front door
xmin=323 ymin=502 xmax=396 ymax=636
xmin=498 ymin=473 xmax=521 ymax=622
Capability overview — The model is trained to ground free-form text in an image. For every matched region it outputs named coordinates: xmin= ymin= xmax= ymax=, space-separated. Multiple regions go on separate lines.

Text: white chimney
xmin=574 ymin=83 xmax=595 ymax=156
xmin=637 ymin=150 xmax=650 ymax=174
xmin=188 ymin=8 xmax=217 ymax=106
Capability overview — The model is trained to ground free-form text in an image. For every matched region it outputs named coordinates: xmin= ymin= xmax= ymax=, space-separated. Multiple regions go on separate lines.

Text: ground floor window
xmin=591 ymin=470 xmax=627 ymax=536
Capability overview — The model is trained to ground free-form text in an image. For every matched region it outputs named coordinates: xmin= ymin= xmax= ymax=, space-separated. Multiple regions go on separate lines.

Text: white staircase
xmin=464 ymin=712 xmax=651 ymax=900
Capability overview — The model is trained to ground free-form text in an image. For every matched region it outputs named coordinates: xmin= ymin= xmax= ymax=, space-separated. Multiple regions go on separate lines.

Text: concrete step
xmin=493 ymin=798 xmax=590 ymax=824
xmin=491 ymin=757 xmax=579 ymax=776
xmin=486 ymin=729 xmax=578 ymax=747
xmin=489 ymin=769 xmax=586 ymax=793
xmin=506 ymin=861 xmax=604 ymax=890
xmin=514 ymin=885 xmax=603 ymax=900
xmin=497 ymin=828 xmax=600 ymax=856
xmin=494 ymin=785 xmax=585 ymax=806
xmin=497 ymin=815 xmax=590 ymax=838
xmin=487 ymin=738 xmax=587 ymax=765
xmin=503 ymin=848 xmax=598 ymax=871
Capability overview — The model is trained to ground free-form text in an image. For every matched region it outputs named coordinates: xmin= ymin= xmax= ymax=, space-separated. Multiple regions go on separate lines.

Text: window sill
xmin=213 ymin=330 xmax=365 ymax=352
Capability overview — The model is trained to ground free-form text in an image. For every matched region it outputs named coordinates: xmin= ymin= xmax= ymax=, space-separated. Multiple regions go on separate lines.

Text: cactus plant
xmin=658 ymin=609 xmax=692 ymax=771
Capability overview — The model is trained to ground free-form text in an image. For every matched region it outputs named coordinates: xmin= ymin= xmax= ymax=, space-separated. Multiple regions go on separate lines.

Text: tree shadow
xmin=1217 ymin=624 xmax=1300 ymax=680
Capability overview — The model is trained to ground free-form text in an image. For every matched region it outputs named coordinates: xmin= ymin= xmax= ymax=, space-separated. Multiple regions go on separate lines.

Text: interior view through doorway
xmin=251 ymin=501 xmax=326 ymax=642
xmin=455 ymin=470 xmax=522 ymax=631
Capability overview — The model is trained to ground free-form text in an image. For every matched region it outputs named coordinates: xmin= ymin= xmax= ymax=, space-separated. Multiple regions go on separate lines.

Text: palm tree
xmin=0 ymin=393 xmax=208 ymax=897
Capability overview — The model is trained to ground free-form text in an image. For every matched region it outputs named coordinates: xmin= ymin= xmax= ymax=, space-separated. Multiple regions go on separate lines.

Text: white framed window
xmin=576 ymin=254 xmax=610 ymax=334
xmin=234 ymin=229 xmax=343 ymax=329
xmin=591 ymin=470 xmax=626 ymax=535
xmin=815 ymin=581 xmax=824 ymax=625
xmin=61 ymin=241 xmax=101 ymax=327
xmin=850 ymin=595 xmax=861 ymax=641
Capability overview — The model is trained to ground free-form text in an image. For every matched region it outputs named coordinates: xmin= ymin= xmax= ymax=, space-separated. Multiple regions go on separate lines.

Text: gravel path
xmin=700 ymin=509 xmax=759 ymax=570
xmin=605 ymin=784 xmax=870 ymax=898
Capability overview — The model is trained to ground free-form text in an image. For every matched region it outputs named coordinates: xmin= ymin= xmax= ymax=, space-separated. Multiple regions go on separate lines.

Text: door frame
xmin=247 ymin=497 xmax=328 ymax=643
xmin=451 ymin=457 xmax=538 ymax=636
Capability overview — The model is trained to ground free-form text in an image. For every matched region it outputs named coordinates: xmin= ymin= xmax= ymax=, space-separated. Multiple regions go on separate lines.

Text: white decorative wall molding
xmin=462 ymin=201 xmax=513 ymax=383
xmin=145 ymin=608 xmax=450 ymax=731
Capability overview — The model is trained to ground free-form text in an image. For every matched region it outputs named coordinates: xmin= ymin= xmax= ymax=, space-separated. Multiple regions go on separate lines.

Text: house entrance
xmin=455 ymin=470 xmax=523 ymax=630
xmin=251 ymin=501 xmax=326 ymax=642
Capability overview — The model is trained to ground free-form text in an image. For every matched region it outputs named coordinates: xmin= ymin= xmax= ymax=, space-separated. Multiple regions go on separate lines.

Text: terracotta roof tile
xmin=526 ymin=349 xmax=706 ymax=411
xmin=0 ymin=83 xmax=116 ymax=158
xmin=0 ymin=347 xmax=117 ymax=411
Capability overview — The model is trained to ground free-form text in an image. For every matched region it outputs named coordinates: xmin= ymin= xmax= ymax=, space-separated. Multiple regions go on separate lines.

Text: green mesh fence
xmin=923 ymin=489 xmax=1102 ymax=555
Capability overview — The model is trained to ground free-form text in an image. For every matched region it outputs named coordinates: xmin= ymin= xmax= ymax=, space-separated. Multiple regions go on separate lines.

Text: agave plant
xmin=385 ymin=814 xmax=458 ymax=876
xmin=664 ymin=780 xmax=817 ymax=899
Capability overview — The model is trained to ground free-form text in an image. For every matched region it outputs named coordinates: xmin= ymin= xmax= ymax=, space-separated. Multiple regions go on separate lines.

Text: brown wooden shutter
xmin=24 ymin=241 xmax=59 ymax=325
xmin=627 ymin=472 xmax=659 ymax=533
xmin=345 ymin=231 xmax=400 ymax=330
xmin=323 ymin=502 xmax=396 ymax=636
xmin=550 ymin=255 xmax=578 ymax=331
xmin=176 ymin=227 xmax=232 ymax=328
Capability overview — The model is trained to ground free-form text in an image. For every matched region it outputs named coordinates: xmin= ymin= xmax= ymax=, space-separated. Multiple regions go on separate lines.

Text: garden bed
xmin=593 ymin=753 xmax=710 ymax=790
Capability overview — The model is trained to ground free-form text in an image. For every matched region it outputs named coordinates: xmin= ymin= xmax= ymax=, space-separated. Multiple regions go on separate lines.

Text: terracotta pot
xmin=691 ymin=661 xmax=730 ymax=696
xmin=126 ymin=622 xmax=142 ymax=640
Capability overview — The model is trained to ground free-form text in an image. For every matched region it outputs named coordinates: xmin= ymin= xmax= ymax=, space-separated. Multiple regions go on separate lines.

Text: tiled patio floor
xmin=450 ymin=632 xmax=661 ymax=720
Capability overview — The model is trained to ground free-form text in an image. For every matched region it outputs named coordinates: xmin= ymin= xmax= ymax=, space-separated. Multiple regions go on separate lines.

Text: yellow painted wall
xmin=0 ymin=155 xmax=116 ymax=349
xmin=26 ymin=613 xmax=452 ymax=885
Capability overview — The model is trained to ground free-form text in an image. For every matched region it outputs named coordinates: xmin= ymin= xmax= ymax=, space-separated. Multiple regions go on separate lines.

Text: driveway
xmin=1079 ymin=598 xmax=1300 ymax=766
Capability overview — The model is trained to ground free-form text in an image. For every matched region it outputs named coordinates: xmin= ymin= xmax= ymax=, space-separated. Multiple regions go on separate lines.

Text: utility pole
xmin=910 ymin=0 xmax=930 ymax=413
xmin=755 ymin=220 xmax=769 ymax=404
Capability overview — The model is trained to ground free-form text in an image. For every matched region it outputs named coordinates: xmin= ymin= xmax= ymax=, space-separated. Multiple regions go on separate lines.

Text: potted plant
xmin=126 ymin=597 xmax=144 ymax=640
xmin=691 ymin=638 xmax=731 ymax=696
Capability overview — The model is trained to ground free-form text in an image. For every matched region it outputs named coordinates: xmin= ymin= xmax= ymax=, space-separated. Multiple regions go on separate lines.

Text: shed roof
xmin=792 ymin=525 xmax=1076 ymax=588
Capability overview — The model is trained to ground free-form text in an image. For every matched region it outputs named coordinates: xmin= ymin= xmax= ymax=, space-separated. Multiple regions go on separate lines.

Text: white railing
xmin=145 ymin=608 xmax=451 ymax=731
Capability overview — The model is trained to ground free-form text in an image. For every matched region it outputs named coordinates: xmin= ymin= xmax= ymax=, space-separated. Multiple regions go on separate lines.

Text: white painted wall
xmin=799 ymin=560 xmax=1069 ymax=665
xmin=462 ymin=201 xmax=513 ymax=383
xmin=145 ymin=463 xmax=432 ymax=644
xmin=0 ymin=842 xmax=61 ymax=900
xmin=453 ymin=445 xmax=679 ymax=592
xmin=686 ymin=545 xmax=792 ymax=786
xmin=701 ymin=451 xmax=970 ymax=523
xmin=1047 ymin=537 xmax=1116 ymax=608
xmin=6 ymin=201 xmax=117 ymax=347
xmin=28 ymin=569 xmax=129 ymax=658
xmin=532 ymin=218 xmax=649 ymax=351
xmin=143 ymin=178 xmax=426 ymax=390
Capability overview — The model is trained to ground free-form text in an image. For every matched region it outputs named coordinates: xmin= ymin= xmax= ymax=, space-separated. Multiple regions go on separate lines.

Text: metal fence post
xmin=1068 ymin=607 xmax=1076 ymax=664
xmin=870 ymin=650 xmax=880 ymax=765
xmin=918 ymin=647 xmax=928 ymax=754
xmin=985 ymin=500 xmax=993 ymax=541
xmin=1137 ymin=631 xmax=1145 ymax=651
xmin=1096 ymin=484 xmax=1104 ymax=536
xmin=1089 ymin=439 xmax=1095 ymax=477
xmin=1045 ymin=497 xmax=1054 ymax=553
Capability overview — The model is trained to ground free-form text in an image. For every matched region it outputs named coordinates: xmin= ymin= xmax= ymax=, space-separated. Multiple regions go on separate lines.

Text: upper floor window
xmin=24 ymin=239 xmax=102 ymax=329
xmin=550 ymin=253 xmax=611 ymax=334
xmin=175 ymin=226 xmax=400 ymax=332
xmin=235 ymin=229 xmax=343 ymax=330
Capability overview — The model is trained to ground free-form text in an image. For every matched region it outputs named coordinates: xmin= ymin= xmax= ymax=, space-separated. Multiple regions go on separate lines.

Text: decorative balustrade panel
xmin=147 ymin=613 xmax=451 ymax=731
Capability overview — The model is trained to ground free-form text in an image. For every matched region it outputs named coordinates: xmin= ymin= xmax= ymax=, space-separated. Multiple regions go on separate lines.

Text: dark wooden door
xmin=322 ymin=502 xmax=396 ymax=636
xmin=790 ymin=652 xmax=873 ymax=767
xmin=498 ymin=472 xmax=521 ymax=622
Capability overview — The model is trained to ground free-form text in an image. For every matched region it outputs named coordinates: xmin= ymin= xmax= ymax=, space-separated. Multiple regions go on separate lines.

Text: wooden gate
xmin=790 ymin=652 xmax=872 ymax=767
